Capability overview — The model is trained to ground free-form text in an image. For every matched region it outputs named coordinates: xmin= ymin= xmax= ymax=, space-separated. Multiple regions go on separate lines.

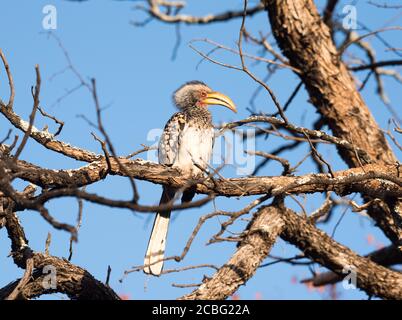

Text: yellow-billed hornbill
xmin=144 ymin=81 xmax=236 ymax=276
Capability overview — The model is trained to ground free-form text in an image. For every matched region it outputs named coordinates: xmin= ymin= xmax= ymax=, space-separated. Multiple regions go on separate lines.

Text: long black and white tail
xmin=144 ymin=187 xmax=175 ymax=276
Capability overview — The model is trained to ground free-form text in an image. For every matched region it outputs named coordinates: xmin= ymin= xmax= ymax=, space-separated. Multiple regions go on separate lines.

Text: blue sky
xmin=0 ymin=0 xmax=401 ymax=299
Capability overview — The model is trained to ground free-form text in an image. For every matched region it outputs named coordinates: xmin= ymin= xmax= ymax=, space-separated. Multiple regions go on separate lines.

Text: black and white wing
xmin=158 ymin=112 xmax=186 ymax=166
xmin=145 ymin=113 xmax=186 ymax=276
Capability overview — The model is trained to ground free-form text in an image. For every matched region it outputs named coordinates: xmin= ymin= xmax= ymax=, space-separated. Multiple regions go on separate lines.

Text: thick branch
xmin=0 ymin=253 xmax=120 ymax=300
xmin=263 ymin=0 xmax=395 ymax=165
xmin=0 ymin=196 xmax=119 ymax=300
xmin=0 ymin=102 xmax=100 ymax=162
xmin=302 ymin=245 xmax=402 ymax=287
xmin=279 ymin=208 xmax=402 ymax=299
xmin=4 ymin=155 xmax=401 ymax=199
xmin=263 ymin=0 xmax=402 ymax=246
xmin=181 ymin=204 xmax=285 ymax=300
xmin=181 ymin=203 xmax=402 ymax=300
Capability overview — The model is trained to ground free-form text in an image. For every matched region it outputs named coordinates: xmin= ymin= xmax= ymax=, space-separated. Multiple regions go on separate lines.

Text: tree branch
xmin=279 ymin=208 xmax=402 ymax=299
xmin=301 ymin=244 xmax=402 ymax=287
xmin=2 ymin=152 xmax=401 ymax=199
xmin=0 ymin=196 xmax=119 ymax=300
xmin=181 ymin=203 xmax=285 ymax=300
xmin=263 ymin=0 xmax=402 ymax=247
xmin=142 ymin=0 xmax=264 ymax=25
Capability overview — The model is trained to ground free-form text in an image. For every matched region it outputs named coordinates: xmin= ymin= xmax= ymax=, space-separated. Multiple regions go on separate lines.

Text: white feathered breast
xmin=158 ymin=112 xmax=214 ymax=175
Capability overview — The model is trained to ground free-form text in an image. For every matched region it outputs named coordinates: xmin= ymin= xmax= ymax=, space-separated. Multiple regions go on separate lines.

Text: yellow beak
xmin=202 ymin=92 xmax=237 ymax=113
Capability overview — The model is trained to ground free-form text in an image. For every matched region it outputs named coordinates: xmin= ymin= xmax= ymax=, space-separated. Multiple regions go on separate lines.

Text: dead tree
xmin=1 ymin=0 xmax=401 ymax=299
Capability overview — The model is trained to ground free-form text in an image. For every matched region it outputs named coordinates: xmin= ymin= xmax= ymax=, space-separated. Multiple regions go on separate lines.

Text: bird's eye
xmin=201 ymin=91 xmax=207 ymax=98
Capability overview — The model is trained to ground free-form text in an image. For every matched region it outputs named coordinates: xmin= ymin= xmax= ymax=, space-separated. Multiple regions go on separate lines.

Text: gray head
xmin=173 ymin=81 xmax=211 ymax=109
xmin=172 ymin=80 xmax=237 ymax=112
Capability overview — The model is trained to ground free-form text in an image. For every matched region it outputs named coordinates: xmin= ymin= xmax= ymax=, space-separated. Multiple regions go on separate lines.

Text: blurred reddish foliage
xmin=119 ymin=293 xmax=131 ymax=300
xmin=366 ymin=233 xmax=384 ymax=250
xmin=292 ymin=274 xmax=341 ymax=299
xmin=231 ymin=293 xmax=241 ymax=300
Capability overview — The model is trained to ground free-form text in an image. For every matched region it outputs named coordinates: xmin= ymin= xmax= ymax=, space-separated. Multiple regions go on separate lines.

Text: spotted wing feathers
xmin=158 ymin=112 xmax=186 ymax=166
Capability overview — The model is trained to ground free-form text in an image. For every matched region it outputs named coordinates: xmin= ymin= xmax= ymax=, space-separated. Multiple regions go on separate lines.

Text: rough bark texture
xmin=3 ymin=154 xmax=401 ymax=199
xmin=280 ymin=209 xmax=402 ymax=299
xmin=303 ymin=245 xmax=402 ymax=286
xmin=263 ymin=0 xmax=395 ymax=166
xmin=0 ymin=253 xmax=120 ymax=300
xmin=0 ymin=104 xmax=100 ymax=162
xmin=0 ymin=0 xmax=401 ymax=301
xmin=181 ymin=205 xmax=285 ymax=300
xmin=263 ymin=0 xmax=402 ymax=246
xmin=0 ymin=197 xmax=119 ymax=300
xmin=181 ymin=203 xmax=402 ymax=300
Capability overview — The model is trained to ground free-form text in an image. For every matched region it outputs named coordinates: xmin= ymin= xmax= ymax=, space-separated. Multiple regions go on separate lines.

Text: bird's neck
xmin=183 ymin=105 xmax=212 ymax=126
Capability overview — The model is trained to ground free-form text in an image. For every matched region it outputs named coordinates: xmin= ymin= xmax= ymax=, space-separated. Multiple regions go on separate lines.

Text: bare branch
xmin=141 ymin=0 xmax=264 ymax=25
xmin=181 ymin=203 xmax=285 ymax=300
xmin=350 ymin=59 xmax=402 ymax=71
xmin=0 ymin=49 xmax=15 ymax=108
xmin=301 ymin=244 xmax=402 ymax=287
xmin=280 ymin=207 xmax=402 ymax=299
xmin=14 ymin=65 xmax=41 ymax=159
xmin=5 ymin=257 xmax=34 ymax=300
xmin=2 ymin=152 xmax=401 ymax=199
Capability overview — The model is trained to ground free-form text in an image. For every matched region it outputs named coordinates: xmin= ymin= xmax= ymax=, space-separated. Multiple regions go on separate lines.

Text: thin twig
xmin=14 ymin=65 xmax=41 ymax=159
xmin=0 ymin=49 xmax=15 ymax=108
xmin=238 ymin=0 xmax=289 ymax=123
xmin=38 ymin=106 xmax=64 ymax=137
xmin=5 ymin=257 xmax=34 ymax=300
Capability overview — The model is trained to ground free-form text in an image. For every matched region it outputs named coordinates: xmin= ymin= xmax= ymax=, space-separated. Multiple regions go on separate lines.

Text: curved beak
xmin=202 ymin=92 xmax=237 ymax=113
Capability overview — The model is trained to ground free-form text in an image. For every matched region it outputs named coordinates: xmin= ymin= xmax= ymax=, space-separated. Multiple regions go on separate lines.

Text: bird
xmin=144 ymin=81 xmax=236 ymax=276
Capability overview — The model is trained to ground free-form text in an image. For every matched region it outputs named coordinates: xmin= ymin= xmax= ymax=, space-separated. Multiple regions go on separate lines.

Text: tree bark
xmin=280 ymin=208 xmax=402 ymax=299
xmin=263 ymin=0 xmax=394 ymax=166
xmin=263 ymin=0 xmax=402 ymax=246
xmin=302 ymin=245 xmax=402 ymax=287
xmin=181 ymin=204 xmax=285 ymax=299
